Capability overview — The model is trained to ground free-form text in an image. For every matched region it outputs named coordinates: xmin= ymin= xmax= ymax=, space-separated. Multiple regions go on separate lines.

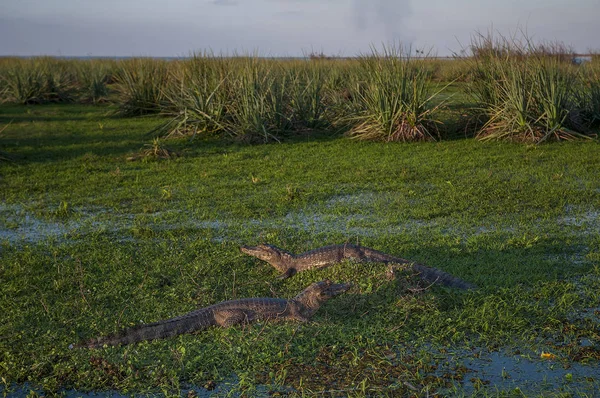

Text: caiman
xmin=240 ymin=243 xmax=475 ymax=290
xmin=76 ymin=280 xmax=350 ymax=348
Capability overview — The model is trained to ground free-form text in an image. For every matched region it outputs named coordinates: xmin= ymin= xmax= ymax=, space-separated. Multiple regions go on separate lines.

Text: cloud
xmin=274 ymin=10 xmax=306 ymax=18
xmin=210 ymin=0 xmax=238 ymax=6
xmin=0 ymin=16 xmax=241 ymax=57
xmin=353 ymin=0 xmax=413 ymax=41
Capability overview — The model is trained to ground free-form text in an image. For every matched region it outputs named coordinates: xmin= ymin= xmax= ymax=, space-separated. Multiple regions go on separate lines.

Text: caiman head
xmin=294 ymin=279 xmax=351 ymax=314
xmin=240 ymin=244 xmax=293 ymax=273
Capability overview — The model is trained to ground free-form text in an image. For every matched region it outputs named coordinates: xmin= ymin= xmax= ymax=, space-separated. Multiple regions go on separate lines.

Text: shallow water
xmin=458 ymin=350 xmax=599 ymax=395
xmin=559 ymin=205 xmax=600 ymax=229
xmin=1 ymin=195 xmax=598 ymax=246
xmin=6 ymin=350 xmax=597 ymax=397
xmin=2 ymin=377 xmax=272 ymax=398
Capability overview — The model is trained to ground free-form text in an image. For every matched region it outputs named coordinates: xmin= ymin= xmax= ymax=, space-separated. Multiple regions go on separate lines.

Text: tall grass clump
xmin=76 ymin=60 xmax=115 ymax=104
xmin=155 ymin=54 xmax=228 ymax=138
xmin=43 ymin=59 xmax=78 ymax=102
xmin=576 ymin=67 xmax=600 ymax=128
xmin=286 ymin=62 xmax=329 ymax=129
xmin=469 ymin=32 xmax=594 ymax=142
xmin=0 ymin=57 xmax=76 ymax=104
xmin=154 ymin=56 xmax=334 ymax=142
xmin=0 ymin=59 xmax=46 ymax=104
xmin=346 ymin=45 xmax=442 ymax=142
xmin=584 ymin=79 xmax=600 ymax=127
xmin=224 ymin=58 xmax=291 ymax=142
xmin=114 ymin=58 xmax=169 ymax=116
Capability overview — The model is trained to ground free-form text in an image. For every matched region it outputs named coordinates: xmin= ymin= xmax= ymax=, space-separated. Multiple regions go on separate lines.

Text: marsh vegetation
xmin=1 ymin=37 xmax=599 ymax=144
xmin=1 ymin=35 xmax=599 ymax=396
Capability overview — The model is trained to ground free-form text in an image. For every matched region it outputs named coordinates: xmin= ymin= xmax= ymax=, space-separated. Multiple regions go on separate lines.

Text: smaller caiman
xmin=75 ymin=280 xmax=350 ymax=348
xmin=240 ymin=243 xmax=475 ymax=290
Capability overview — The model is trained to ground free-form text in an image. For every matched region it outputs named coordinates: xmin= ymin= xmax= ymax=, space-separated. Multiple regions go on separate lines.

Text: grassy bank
xmin=1 ymin=103 xmax=599 ymax=396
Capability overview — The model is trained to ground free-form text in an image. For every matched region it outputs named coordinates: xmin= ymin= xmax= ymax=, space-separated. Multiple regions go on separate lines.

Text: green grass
xmin=0 ymin=103 xmax=599 ymax=396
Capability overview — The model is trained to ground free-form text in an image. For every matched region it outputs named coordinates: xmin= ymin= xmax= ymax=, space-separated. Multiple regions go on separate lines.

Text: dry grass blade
xmin=126 ymin=138 xmax=179 ymax=161
xmin=0 ymin=120 xmax=14 ymax=161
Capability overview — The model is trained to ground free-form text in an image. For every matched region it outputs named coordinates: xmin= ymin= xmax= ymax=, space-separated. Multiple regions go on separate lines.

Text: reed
xmin=0 ymin=57 xmax=76 ymax=104
xmin=346 ymin=45 xmax=442 ymax=142
xmin=114 ymin=58 xmax=169 ymax=116
xmin=469 ymin=32 xmax=593 ymax=142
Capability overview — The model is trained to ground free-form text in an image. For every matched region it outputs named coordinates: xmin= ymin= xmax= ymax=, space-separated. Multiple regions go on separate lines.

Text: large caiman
xmin=76 ymin=280 xmax=350 ymax=348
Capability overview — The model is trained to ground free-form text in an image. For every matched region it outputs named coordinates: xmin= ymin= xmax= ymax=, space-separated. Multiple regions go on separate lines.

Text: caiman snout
xmin=240 ymin=244 xmax=274 ymax=257
xmin=318 ymin=280 xmax=352 ymax=297
xmin=239 ymin=245 xmax=257 ymax=254
xmin=240 ymin=244 xmax=287 ymax=269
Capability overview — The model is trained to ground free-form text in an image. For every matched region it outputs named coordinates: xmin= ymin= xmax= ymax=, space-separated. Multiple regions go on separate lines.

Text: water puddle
xmin=2 ymin=195 xmax=599 ymax=247
xmin=0 ymin=205 xmax=118 ymax=245
xmin=2 ymin=377 xmax=273 ymax=398
xmin=447 ymin=350 xmax=599 ymax=395
xmin=0 ymin=213 xmax=72 ymax=243
xmin=577 ymin=307 xmax=600 ymax=325
xmin=326 ymin=191 xmax=394 ymax=207
xmin=559 ymin=206 xmax=600 ymax=229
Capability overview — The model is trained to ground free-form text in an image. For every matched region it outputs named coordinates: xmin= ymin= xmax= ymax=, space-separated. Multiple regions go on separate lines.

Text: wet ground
xmin=2 ymin=193 xmax=598 ymax=247
xmin=2 ymin=193 xmax=599 ymax=396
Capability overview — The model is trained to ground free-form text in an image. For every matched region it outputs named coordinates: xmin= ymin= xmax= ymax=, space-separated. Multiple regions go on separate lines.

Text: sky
xmin=0 ymin=0 xmax=598 ymax=57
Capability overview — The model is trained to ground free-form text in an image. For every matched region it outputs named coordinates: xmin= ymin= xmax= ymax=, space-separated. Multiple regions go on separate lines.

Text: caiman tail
xmin=342 ymin=246 xmax=476 ymax=289
xmin=361 ymin=247 xmax=475 ymax=289
xmin=76 ymin=308 xmax=212 ymax=348
xmin=409 ymin=263 xmax=475 ymax=290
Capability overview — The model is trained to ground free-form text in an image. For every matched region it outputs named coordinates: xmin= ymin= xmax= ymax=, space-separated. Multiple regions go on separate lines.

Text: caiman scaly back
xmin=240 ymin=243 xmax=475 ymax=290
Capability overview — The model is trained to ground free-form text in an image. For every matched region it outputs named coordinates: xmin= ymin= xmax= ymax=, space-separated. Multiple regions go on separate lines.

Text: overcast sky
xmin=1 ymin=0 xmax=598 ymax=57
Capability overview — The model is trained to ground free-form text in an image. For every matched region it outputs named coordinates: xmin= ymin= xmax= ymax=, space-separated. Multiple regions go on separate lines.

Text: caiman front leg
xmin=277 ymin=267 xmax=297 ymax=279
xmin=214 ymin=309 xmax=255 ymax=327
xmin=287 ymin=305 xmax=310 ymax=323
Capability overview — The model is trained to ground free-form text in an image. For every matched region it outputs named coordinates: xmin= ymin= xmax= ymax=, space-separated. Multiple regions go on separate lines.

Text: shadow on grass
xmin=0 ymin=134 xmax=148 ymax=163
xmin=0 ymin=103 xmax=122 ymax=123
xmin=0 ymin=103 xmax=349 ymax=164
